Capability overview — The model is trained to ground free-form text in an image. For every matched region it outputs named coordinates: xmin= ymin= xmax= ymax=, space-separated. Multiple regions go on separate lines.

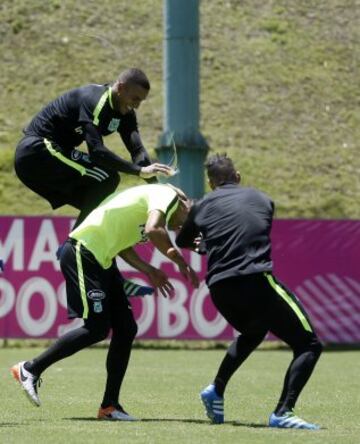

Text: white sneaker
xmin=11 ymin=361 xmax=41 ymax=407
xmin=97 ymin=405 xmax=136 ymax=421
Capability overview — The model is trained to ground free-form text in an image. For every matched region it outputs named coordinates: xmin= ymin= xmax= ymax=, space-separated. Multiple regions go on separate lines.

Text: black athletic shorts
xmin=15 ymin=135 xmax=119 ymax=209
xmin=59 ymin=238 xmax=132 ymax=323
xmin=209 ymin=272 xmax=318 ymax=349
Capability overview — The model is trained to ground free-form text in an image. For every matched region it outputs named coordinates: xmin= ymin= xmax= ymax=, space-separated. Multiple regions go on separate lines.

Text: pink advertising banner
xmin=0 ymin=216 xmax=360 ymax=342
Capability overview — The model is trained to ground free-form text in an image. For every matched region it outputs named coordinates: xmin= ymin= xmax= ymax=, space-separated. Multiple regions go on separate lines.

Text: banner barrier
xmin=1 ymin=217 xmax=359 ymax=342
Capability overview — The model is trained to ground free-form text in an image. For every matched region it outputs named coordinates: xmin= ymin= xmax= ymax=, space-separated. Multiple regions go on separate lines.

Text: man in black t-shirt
xmin=15 ymin=68 xmax=171 ymax=227
xmin=176 ymin=154 xmax=322 ymax=430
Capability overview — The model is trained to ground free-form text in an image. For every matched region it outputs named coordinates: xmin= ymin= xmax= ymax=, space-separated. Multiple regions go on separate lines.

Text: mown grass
xmin=0 ymin=0 xmax=359 ymax=217
xmin=1 ymin=347 xmax=359 ymax=444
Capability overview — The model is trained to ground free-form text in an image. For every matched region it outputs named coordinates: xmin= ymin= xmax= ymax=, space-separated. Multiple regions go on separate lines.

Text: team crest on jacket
xmin=93 ymin=301 xmax=103 ymax=313
xmin=71 ymin=150 xmax=83 ymax=161
xmin=108 ymin=118 xmax=120 ymax=132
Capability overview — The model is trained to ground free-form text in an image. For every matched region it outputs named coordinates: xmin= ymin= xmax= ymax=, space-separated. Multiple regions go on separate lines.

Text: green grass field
xmin=1 ymin=347 xmax=359 ymax=443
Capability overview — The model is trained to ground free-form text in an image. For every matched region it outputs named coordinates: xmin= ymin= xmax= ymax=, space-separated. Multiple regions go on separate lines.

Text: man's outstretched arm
xmin=83 ymin=122 xmax=172 ymax=178
xmin=145 ymin=210 xmax=199 ymax=288
xmin=118 ymin=247 xmax=174 ymax=298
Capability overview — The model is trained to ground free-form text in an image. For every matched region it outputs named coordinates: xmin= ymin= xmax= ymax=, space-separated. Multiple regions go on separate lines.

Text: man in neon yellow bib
xmin=12 ymin=183 xmax=198 ymax=421
xmin=70 ymin=183 xmax=186 ymax=272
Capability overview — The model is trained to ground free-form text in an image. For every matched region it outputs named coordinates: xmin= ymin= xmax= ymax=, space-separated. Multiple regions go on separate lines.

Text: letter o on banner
xmin=190 ymin=282 xmax=228 ymax=338
xmin=16 ymin=277 xmax=57 ymax=336
xmin=57 ymin=281 xmax=83 ymax=337
xmin=0 ymin=278 xmax=15 ymax=318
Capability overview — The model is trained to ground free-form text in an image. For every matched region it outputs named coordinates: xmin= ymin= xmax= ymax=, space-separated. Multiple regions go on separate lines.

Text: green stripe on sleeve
xmin=264 ymin=272 xmax=313 ymax=333
xmin=75 ymin=242 xmax=89 ymax=319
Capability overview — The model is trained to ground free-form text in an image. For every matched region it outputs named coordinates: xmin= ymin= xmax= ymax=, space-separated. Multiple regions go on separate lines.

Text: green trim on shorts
xmin=264 ymin=272 xmax=313 ymax=333
xmin=44 ymin=138 xmax=87 ymax=175
xmin=93 ymin=88 xmax=111 ymax=125
xmin=75 ymin=241 xmax=89 ymax=319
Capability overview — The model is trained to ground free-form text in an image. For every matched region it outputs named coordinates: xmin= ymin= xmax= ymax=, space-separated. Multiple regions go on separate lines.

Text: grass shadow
xmin=0 ymin=419 xmax=47 ymax=427
xmin=64 ymin=417 xmax=268 ymax=427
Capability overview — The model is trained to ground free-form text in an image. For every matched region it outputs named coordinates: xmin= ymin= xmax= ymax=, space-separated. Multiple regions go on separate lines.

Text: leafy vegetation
xmin=0 ymin=0 xmax=359 ymax=217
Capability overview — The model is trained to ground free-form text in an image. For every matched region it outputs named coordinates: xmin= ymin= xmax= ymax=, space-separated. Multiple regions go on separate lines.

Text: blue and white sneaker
xmin=269 ymin=411 xmax=320 ymax=430
xmin=123 ymin=280 xmax=154 ymax=298
xmin=200 ymin=384 xmax=224 ymax=424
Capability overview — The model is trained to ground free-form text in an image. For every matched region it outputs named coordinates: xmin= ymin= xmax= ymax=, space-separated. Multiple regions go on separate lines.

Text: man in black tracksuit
xmin=176 ymin=154 xmax=322 ymax=429
xmin=15 ymin=68 xmax=171 ymax=297
xmin=15 ymin=68 xmax=171 ymax=228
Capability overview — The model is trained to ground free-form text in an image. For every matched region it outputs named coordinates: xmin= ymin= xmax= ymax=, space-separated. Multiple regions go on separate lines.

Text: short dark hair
xmin=205 ymin=153 xmax=237 ymax=186
xmin=117 ymin=68 xmax=150 ymax=90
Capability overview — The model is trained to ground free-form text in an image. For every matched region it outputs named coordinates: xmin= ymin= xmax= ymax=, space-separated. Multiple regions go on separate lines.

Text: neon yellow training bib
xmin=70 ymin=184 xmax=178 ymax=268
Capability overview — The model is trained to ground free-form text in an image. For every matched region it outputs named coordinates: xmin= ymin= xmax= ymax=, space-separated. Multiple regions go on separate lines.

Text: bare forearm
xmin=148 ymin=229 xmax=186 ymax=266
xmin=118 ymin=247 xmax=154 ymax=274
xmin=146 ymin=217 xmax=199 ymax=289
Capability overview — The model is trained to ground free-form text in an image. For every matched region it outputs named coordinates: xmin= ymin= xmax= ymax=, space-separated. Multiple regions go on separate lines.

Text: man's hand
xmin=139 ymin=163 xmax=173 ymax=179
xmin=193 ymin=235 xmax=207 ymax=255
xmin=166 ymin=247 xmax=199 ymax=288
xmin=178 ymin=263 xmax=200 ymax=288
xmin=146 ymin=267 xmax=174 ymax=298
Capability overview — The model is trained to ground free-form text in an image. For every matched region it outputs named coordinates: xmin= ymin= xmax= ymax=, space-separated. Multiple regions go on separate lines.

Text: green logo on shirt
xmin=108 ymin=118 xmax=120 ymax=132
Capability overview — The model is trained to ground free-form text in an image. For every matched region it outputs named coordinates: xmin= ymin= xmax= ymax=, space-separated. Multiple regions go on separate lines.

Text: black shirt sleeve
xmin=118 ymin=111 xmax=149 ymax=161
xmin=176 ymin=204 xmax=201 ymax=249
xmin=129 ymin=132 xmax=159 ymax=183
xmin=119 ymin=112 xmax=141 ymax=150
xmin=129 ymin=131 xmax=151 ymax=166
xmin=83 ymin=122 xmax=141 ymax=175
xmin=118 ymin=111 xmax=158 ymax=182
xmin=78 ymin=95 xmax=94 ymax=125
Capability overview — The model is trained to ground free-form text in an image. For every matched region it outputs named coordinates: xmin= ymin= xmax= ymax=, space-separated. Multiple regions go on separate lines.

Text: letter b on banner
xmin=158 ymin=280 xmax=189 ymax=337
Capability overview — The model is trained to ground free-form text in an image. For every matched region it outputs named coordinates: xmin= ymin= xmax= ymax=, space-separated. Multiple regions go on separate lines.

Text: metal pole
xmin=156 ymin=0 xmax=208 ymax=198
